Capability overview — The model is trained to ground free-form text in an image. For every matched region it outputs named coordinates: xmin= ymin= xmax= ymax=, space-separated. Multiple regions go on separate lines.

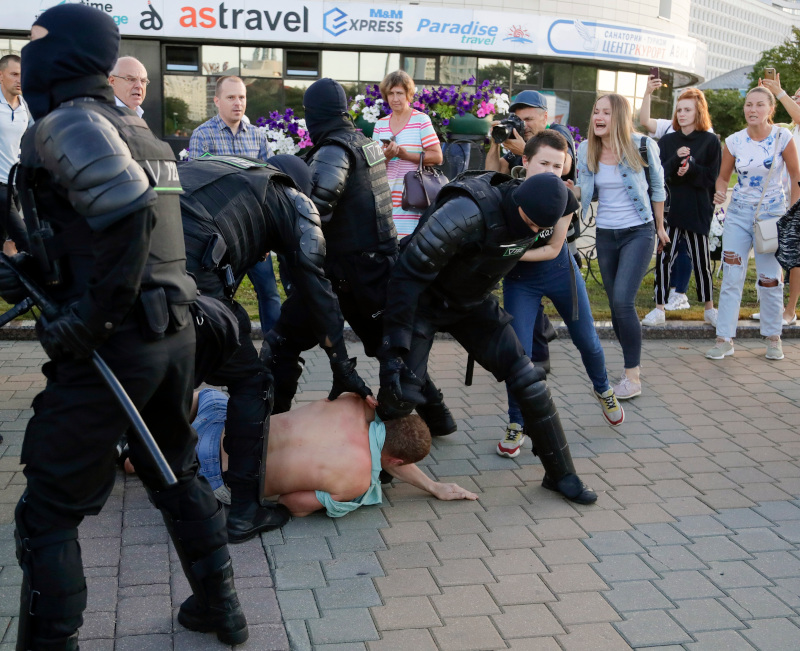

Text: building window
xmin=659 ymin=0 xmax=672 ymax=19
xmin=165 ymin=46 xmax=199 ymax=72
xmin=285 ymin=50 xmax=319 ymax=77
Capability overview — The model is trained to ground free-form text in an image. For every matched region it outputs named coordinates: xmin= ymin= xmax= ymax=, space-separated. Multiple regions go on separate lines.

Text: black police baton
xmin=0 ymin=255 xmax=178 ymax=488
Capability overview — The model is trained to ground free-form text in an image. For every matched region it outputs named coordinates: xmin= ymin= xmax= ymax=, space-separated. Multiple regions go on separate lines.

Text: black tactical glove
xmin=328 ymin=357 xmax=373 ymax=402
xmin=259 ymin=329 xmax=285 ymax=369
xmin=0 ymin=253 xmax=31 ymax=305
xmin=38 ymin=306 xmax=105 ymax=361
xmin=378 ymin=352 xmax=406 ymax=404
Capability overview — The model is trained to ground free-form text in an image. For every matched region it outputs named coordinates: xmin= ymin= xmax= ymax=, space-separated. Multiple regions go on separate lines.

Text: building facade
xmin=3 ymin=0 xmax=706 ymax=152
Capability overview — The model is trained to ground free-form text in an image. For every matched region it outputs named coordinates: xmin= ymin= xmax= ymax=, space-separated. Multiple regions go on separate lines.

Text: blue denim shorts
xmin=193 ymin=388 xmax=228 ymax=491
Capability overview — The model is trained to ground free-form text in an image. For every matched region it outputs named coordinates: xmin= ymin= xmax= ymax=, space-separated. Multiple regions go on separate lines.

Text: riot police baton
xmin=0 ymin=255 xmax=178 ymax=488
xmin=465 ymin=354 xmax=475 ymax=386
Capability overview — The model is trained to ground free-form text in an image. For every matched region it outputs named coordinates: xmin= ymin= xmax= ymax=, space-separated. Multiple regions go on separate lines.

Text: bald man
xmin=109 ymin=55 xmax=148 ymax=116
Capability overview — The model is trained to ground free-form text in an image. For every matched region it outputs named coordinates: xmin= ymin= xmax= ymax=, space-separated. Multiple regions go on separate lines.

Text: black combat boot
xmin=415 ymin=380 xmax=457 ymax=437
xmin=227 ymin=485 xmax=291 ymax=544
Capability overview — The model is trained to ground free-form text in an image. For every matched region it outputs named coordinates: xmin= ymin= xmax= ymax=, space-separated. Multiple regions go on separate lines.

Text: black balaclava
xmin=303 ymin=78 xmax=354 ymax=144
xmin=21 ymin=4 xmax=119 ymax=120
xmin=502 ymin=173 xmax=568 ymax=239
xmin=268 ymin=154 xmax=313 ymax=196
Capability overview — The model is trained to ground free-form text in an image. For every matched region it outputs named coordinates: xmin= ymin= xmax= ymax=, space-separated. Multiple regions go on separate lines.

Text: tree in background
xmin=748 ymin=26 xmax=800 ymax=125
xmin=705 ymin=89 xmax=745 ymax=139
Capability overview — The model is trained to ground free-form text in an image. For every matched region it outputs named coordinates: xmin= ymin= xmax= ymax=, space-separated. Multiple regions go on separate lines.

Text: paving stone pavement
xmin=1 ymin=336 xmax=800 ymax=650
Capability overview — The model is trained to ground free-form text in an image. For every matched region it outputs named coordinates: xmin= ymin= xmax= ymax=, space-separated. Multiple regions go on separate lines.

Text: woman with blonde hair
xmin=372 ymin=70 xmax=442 ymax=236
xmin=707 ymin=86 xmax=800 ymax=360
xmin=642 ymin=87 xmax=721 ymax=328
xmin=576 ymin=93 xmax=668 ymax=398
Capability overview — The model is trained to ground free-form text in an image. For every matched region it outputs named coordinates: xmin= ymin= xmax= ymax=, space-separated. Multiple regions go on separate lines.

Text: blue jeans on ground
xmin=503 ymin=244 xmax=610 ymax=424
xmin=247 ymin=255 xmax=282 ymax=333
xmin=596 ymin=221 xmax=656 ymax=369
xmin=193 ymin=388 xmax=228 ymax=491
xmin=717 ymin=198 xmax=784 ymax=339
xmin=671 ymin=235 xmax=692 ymax=294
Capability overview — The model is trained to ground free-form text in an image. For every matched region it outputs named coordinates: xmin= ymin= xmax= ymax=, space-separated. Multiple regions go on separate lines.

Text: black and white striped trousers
xmin=653 ymin=224 xmax=714 ymax=305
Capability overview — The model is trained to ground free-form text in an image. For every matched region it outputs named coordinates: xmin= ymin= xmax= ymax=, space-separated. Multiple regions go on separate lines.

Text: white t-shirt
xmin=649 ymin=118 xmax=714 ymax=140
xmin=595 ymin=162 xmax=644 ymax=229
xmin=726 ymin=125 xmax=792 ymax=205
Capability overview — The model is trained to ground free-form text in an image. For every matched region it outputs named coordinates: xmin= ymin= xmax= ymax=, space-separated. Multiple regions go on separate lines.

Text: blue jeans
xmin=596 ymin=221 xmax=656 ymax=369
xmin=717 ymin=198 xmax=784 ymax=339
xmin=247 ymin=256 xmax=282 ymax=333
xmin=193 ymin=388 xmax=228 ymax=491
xmin=503 ymin=244 xmax=610 ymax=424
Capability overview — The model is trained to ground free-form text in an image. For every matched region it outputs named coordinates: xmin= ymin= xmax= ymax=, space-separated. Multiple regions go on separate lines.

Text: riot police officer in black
xmin=178 ymin=153 xmax=374 ymax=542
xmin=380 ymin=171 xmax=597 ymax=505
xmin=268 ymin=78 xmax=455 ymax=434
xmin=0 ymin=6 xmax=248 ymax=648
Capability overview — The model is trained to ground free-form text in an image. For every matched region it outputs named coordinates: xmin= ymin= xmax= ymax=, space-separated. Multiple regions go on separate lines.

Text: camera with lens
xmin=491 ymin=114 xmax=526 ymax=144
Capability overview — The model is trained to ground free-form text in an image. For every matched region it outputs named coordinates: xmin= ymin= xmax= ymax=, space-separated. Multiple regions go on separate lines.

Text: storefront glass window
xmin=597 ymin=69 xmax=616 ymax=92
xmin=440 ymin=56 xmax=477 ymax=85
xmin=573 ymin=66 xmax=597 ymax=92
xmin=244 ymin=78 xmax=282 ymax=123
xmin=322 ymin=51 xmax=359 ymax=79
xmin=241 ymin=47 xmax=282 ymax=78
xmin=403 ymin=56 xmax=437 ymax=82
xmin=163 ymin=75 xmax=209 ymax=137
xmin=202 ymin=46 xmax=240 ymax=77
xmin=540 ymin=90 xmax=572 ymax=125
xmin=0 ymin=39 xmax=28 ymax=56
xmin=513 ymin=62 xmax=540 ymax=87
xmin=542 ymin=62 xmax=572 ymax=89
xmin=569 ymin=92 xmax=597 ymax=135
xmin=285 ymin=51 xmax=319 ymax=77
xmin=360 ymin=53 xmax=400 ymax=82
xmin=165 ymin=46 xmax=200 ymax=73
xmin=616 ymin=71 xmax=637 ymax=97
xmin=478 ymin=59 xmax=511 ymax=88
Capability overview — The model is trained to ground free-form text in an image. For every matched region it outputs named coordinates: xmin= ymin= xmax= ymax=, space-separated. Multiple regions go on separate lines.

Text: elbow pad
xmin=405 ymin=196 xmax=483 ymax=274
xmin=308 ymin=145 xmax=351 ymax=217
xmin=36 ymin=107 xmax=156 ymax=231
xmin=288 ymin=186 xmax=327 ymax=270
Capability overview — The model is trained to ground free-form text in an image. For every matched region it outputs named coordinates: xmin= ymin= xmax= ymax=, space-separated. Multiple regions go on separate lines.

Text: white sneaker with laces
xmin=612 ymin=375 xmax=642 ymax=400
xmin=642 ymin=308 xmax=665 ymax=326
xmin=665 ymin=291 xmax=690 ymax=311
xmin=496 ymin=423 xmax=526 ymax=458
xmin=704 ymin=308 xmax=718 ymax=328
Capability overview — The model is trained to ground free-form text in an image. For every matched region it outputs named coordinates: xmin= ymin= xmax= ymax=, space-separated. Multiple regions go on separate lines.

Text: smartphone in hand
xmin=649 ymin=67 xmax=660 ymax=80
xmin=764 ymin=67 xmax=777 ymax=80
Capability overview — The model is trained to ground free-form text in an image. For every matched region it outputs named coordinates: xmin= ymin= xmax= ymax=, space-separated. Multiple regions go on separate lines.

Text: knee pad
xmin=226 ymin=372 xmax=272 ymax=426
xmin=506 ymin=357 xmax=548 ymax=409
xmin=150 ymin=472 xmax=220 ymax=526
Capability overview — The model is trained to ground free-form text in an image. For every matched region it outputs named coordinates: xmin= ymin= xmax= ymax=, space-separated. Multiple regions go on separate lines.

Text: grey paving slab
xmin=614 ymin=610 xmax=693 ymax=647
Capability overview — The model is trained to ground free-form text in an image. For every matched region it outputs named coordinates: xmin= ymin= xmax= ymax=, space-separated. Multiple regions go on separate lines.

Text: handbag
xmin=401 ymin=151 xmax=448 ymax=211
xmin=777 ymin=197 xmax=800 ymax=270
xmin=753 ymin=134 xmax=782 ymax=255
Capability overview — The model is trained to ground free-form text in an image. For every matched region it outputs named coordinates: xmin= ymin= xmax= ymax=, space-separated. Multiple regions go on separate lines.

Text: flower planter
xmin=447 ymin=113 xmax=491 ymax=136
xmin=354 ymin=115 xmax=375 ymax=138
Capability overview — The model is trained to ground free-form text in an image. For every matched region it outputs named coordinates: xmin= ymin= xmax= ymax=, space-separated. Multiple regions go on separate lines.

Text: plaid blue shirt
xmin=188 ymin=114 xmax=272 ymax=161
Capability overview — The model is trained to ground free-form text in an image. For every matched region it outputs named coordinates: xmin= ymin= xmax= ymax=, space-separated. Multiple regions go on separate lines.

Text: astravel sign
xmin=8 ymin=1 xmax=705 ymax=75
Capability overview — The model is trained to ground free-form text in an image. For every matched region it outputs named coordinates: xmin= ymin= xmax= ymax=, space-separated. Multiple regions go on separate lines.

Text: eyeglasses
xmin=111 ymin=75 xmax=150 ymax=86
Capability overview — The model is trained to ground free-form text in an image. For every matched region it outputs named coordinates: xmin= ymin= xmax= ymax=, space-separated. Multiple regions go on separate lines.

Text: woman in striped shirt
xmin=373 ymin=70 xmax=442 ymax=237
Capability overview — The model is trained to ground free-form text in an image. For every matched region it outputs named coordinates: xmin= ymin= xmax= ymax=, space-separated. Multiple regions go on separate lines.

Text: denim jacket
xmin=577 ymin=132 xmax=666 ymax=223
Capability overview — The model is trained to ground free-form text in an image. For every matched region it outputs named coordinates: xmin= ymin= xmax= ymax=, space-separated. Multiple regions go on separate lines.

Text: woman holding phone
xmin=372 ymin=70 xmax=442 ymax=237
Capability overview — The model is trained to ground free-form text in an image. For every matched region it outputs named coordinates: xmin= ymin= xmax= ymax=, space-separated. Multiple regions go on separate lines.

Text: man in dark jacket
xmin=379 ymin=171 xmax=597 ymax=505
xmin=267 ymin=78 xmax=455 ymax=434
xmin=0 ymin=6 xmax=249 ymax=647
xmin=178 ymin=154 xmax=374 ymax=543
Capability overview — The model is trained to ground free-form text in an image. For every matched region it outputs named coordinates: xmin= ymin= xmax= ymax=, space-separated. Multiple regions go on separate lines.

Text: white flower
xmin=178 ymin=148 xmax=189 ymax=161
xmin=351 ymin=103 xmax=360 ymax=113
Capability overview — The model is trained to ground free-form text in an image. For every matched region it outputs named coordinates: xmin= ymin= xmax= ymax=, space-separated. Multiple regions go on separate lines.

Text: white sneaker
xmin=751 ymin=312 xmax=760 ymax=320
xmin=766 ymin=337 xmax=784 ymax=360
xmin=642 ymin=308 xmax=666 ymax=326
xmin=665 ymin=291 xmax=690 ymax=311
xmin=705 ymin=338 xmax=734 ymax=359
xmin=595 ymin=388 xmax=625 ymax=425
xmin=612 ymin=375 xmax=642 ymax=400
xmin=704 ymin=308 xmax=718 ymax=328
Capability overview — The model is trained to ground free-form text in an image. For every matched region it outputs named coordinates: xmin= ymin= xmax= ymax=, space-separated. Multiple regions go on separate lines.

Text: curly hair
xmin=379 ymin=70 xmax=415 ymax=103
xmin=383 ymin=414 xmax=431 ymax=464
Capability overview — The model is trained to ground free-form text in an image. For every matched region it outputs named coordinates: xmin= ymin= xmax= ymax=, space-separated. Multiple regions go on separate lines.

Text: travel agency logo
xmin=503 ymin=25 xmax=533 ymax=45
xmin=323 ymin=7 xmax=403 ymax=37
xmin=37 ymin=0 xmax=131 ymax=26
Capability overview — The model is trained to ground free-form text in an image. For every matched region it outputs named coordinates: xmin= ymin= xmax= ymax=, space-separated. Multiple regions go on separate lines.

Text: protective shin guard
xmin=15 ymin=501 xmax=86 ymax=651
xmin=507 ymin=358 xmax=597 ymax=505
xmin=415 ymin=379 xmax=457 ymax=436
xmin=271 ymin=353 xmax=305 ymax=415
xmin=160 ymin=506 xmax=248 ymax=645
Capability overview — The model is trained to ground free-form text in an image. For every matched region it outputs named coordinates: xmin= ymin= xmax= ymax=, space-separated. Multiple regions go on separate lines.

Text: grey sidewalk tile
xmin=713 ymin=508 xmax=774 ymax=530
xmin=536 ymin=539 xmax=597 ymax=566
xmin=733 ymin=527 xmax=794 ymax=553
xmin=273 ymin=561 xmax=326 ymax=590
xmin=285 ymin=619 xmax=311 ymax=651
xmin=272 ymin=537 xmax=332 ymax=566
xmin=630 ymin=523 xmax=690 ymax=547
xmin=430 ymin=514 xmax=487 ymax=537
xmin=431 ymin=616 xmax=505 ymax=651
xmin=276 ymin=589 xmax=319 ymax=620
xmin=654 ymin=571 xmax=724 ymax=600
xmin=238 ymin=587 xmax=283 ymax=625
xmin=370 ymin=596 xmax=442 ymax=630
xmin=582 ymin=531 xmax=645 ymax=556
xmin=556 ymin=622 xmax=632 ymax=651
xmin=740 ymin=617 xmax=800 ymax=651
xmin=333 ymin=506 xmax=388 ymax=532
xmin=376 ymin=543 xmax=439 ymax=570
xmin=541 ymin=564 xmax=608 ymax=594
xmin=307 ymin=608 xmax=380 ymax=645
xmin=380 ymin=521 xmax=438 ymax=546
xmin=592 ymin=555 xmax=658 ymax=582
xmin=603 ymin=581 xmax=674 ymax=612
xmin=703 ymin=560 xmax=773 ymax=589
xmin=114 ymin=634 xmax=173 ymax=651
xmin=281 ymin=514 xmax=338 ymax=539
xmin=373 ymin=568 xmax=439 ymax=598
xmin=753 ymin=501 xmax=800 ymax=522
xmin=431 ymin=558 xmax=496 ymax=586
xmin=723 ymin=587 xmax=795 ymax=618
xmin=642 ymin=545 xmax=708 ymax=572
xmin=686 ymin=630 xmax=756 ymax=650
xmin=613 ymin=610 xmax=692 ymax=647
xmin=431 ymin=534 xmax=492 ymax=560
xmin=670 ymin=598 xmax=744 ymax=632
xmin=748 ymin=551 xmax=800 ymax=579
xmin=491 ymin=604 xmax=564 ymax=638
xmin=672 ymin=515 xmax=732 ymax=538
xmin=322 ymin=553 xmax=384 ymax=581
xmin=115 ymin=595 xmax=172 ymax=636
xmin=315 ymin=577 xmax=382 ymax=610
xmin=367 ymin=628 xmax=438 ymax=651
xmin=118 ymin=544 xmax=169 ymax=588
xmin=328 ymin=530 xmax=387 ymax=555
xmin=486 ymin=574 xmax=555 ymax=605
xmin=226 ymin=624 xmax=289 ymax=650
xmin=688 ymin=536 xmax=752 ymax=562
xmin=480 ymin=525 xmax=541 ymax=551
xmin=431 ymin=585 xmax=501 ymax=618
xmin=548 ymin=591 xmax=621 ymax=626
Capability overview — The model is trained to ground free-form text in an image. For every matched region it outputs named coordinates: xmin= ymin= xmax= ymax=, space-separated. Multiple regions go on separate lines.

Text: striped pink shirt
xmin=372 ymin=110 xmax=439 ymax=236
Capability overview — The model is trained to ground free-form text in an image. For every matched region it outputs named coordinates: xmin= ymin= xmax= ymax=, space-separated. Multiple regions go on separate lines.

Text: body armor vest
xmin=17 ymin=99 xmax=195 ymax=308
xmin=309 ymin=131 xmax=395 ymax=254
xmin=431 ymin=172 xmax=536 ymax=310
xmin=178 ymin=157 xmax=294 ymax=294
